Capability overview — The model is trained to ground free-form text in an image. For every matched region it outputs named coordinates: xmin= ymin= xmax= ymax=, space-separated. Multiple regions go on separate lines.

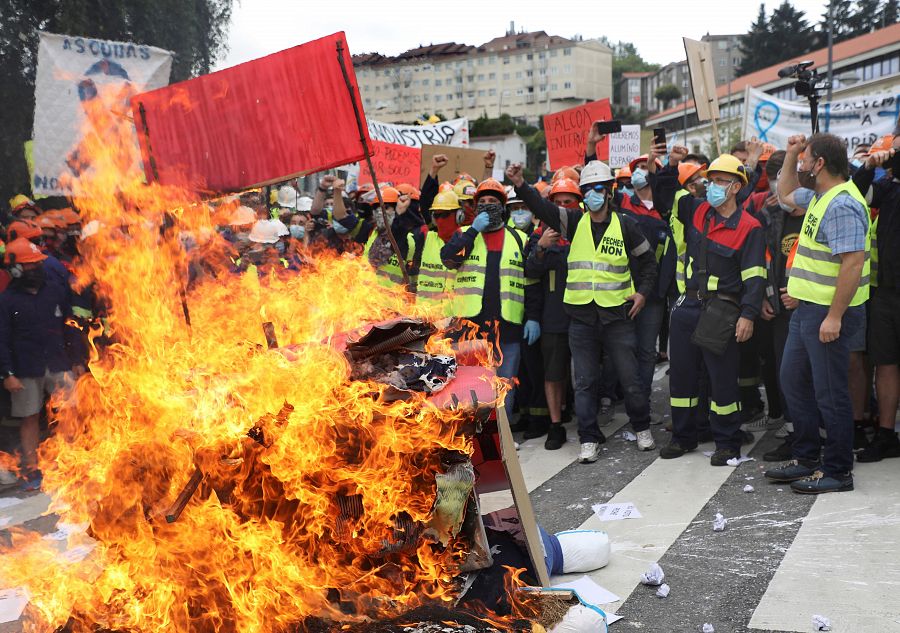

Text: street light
xmin=827 ymin=0 xmax=834 ymax=101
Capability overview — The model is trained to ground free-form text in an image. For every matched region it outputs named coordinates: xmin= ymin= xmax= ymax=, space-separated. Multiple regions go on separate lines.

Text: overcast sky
xmin=218 ymin=0 xmax=831 ymax=70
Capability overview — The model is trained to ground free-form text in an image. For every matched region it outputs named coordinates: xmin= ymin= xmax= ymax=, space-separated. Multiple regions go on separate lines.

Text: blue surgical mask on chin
xmin=631 ymin=169 xmax=649 ymax=190
xmin=706 ymin=182 xmax=730 ymax=208
xmin=584 ymin=190 xmax=607 ymax=212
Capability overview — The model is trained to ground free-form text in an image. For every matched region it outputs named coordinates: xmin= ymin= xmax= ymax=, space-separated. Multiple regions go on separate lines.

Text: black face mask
xmin=797 ymin=168 xmax=818 ymax=190
xmin=478 ymin=202 xmax=506 ymax=231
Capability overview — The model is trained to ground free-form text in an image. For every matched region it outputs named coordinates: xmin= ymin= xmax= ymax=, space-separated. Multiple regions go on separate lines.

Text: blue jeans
xmin=498 ymin=340 xmax=522 ymax=422
xmin=780 ymin=302 xmax=864 ymax=477
xmin=634 ymin=297 xmax=666 ymax=393
xmin=569 ymin=318 xmax=650 ymax=443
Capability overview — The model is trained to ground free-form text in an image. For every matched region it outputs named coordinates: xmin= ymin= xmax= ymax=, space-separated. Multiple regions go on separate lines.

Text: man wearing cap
xmin=658 ymin=154 xmax=766 ymax=466
xmin=507 ymin=161 xmax=658 ymax=460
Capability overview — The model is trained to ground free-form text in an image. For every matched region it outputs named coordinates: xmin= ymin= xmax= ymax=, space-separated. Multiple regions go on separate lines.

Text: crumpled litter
xmin=622 ymin=431 xmax=637 ymax=441
xmin=713 ymin=513 xmax=727 ymax=532
xmin=640 ymin=562 xmax=664 ymax=586
xmin=656 ymin=583 xmax=670 ymax=598
xmin=726 ymin=456 xmax=756 ymax=466
xmin=743 ymin=484 xmax=754 ymax=493
xmin=812 ymin=614 xmax=832 ymax=631
xmin=702 ymin=625 xmax=715 ymax=633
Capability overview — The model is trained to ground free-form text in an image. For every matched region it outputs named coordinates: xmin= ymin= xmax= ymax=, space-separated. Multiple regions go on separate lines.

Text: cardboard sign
xmin=608 ymin=125 xmax=642 ymax=168
xmin=32 ymin=31 xmax=173 ymax=196
xmin=684 ymin=37 xmax=720 ymax=122
xmin=132 ymin=32 xmax=369 ymax=193
xmin=420 ymin=144 xmax=488 ymax=187
xmin=358 ymin=140 xmax=421 ymax=187
xmin=368 ymin=117 xmax=469 ymax=148
xmin=543 ymin=98 xmax=612 ymax=170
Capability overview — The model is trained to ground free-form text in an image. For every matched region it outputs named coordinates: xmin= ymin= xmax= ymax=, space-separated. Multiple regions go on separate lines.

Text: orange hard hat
xmin=759 ymin=143 xmax=777 ymax=162
xmin=4 ymin=238 xmax=47 ymax=265
xmin=36 ymin=214 xmax=66 ymax=230
xmin=438 ymin=181 xmax=454 ymax=193
xmin=396 ymin=183 xmax=421 ymax=200
xmin=474 ymin=178 xmax=507 ymax=204
xmin=616 ymin=165 xmax=632 ymax=180
xmin=534 ymin=181 xmax=550 ymax=192
xmin=629 ymin=154 xmax=664 ymax=172
xmin=549 ymin=177 xmax=583 ymax=201
xmin=7 ymin=220 xmax=42 ymax=242
xmin=454 ymin=172 xmax=476 ymax=186
xmin=551 ymin=166 xmax=580 ymax=183
xmin=380 ymin=186 xmax=401 ymax=204
xmin=869 ymin=135 xmax=896 ymax=154
xmin=352 ymin=183 xmax=375 ymax=199
xmin=677 ymin=162 xmax=707 ymax=185
xmin=56 ymin=208 xmax=81 ymax=226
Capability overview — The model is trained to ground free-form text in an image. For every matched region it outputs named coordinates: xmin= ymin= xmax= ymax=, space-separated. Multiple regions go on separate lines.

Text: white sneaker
xmin=0 ymin=469 xmax=17 ymax=486
xmin=637 ymin=429 xmax=656 ymax=451
xmin=579 ymin=442 xmax=601 ymax=463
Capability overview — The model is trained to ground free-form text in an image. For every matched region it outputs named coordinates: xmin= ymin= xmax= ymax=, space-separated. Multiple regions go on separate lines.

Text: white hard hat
xmin=505 ymin=185 xmax=523 ymax=205
xmin=277 ymin=186 xmax=298 ymax=209
xmin=272 ymin=219 xmax=289 ymax=237
xmin=296 ymin=196 xmax=313 ymax=212
xmin=580 ymin=161 xmax=615 ymax=187
xmin=248 ymin=220 xmax=281 ymax=244
xmin=230 ymin=205 xmax=257 ymax=226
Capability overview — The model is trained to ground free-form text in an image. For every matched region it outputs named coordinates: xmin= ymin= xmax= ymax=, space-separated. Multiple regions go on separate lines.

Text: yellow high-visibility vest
xmin=451 ymin=227 xmax=527 ymax=324
xmin=564 ymin=211 xmax=634 ymax=307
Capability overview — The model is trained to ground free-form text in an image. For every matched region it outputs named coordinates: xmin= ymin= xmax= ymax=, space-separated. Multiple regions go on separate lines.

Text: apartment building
xmin=353 ymin=29 xmax=612 ymax=125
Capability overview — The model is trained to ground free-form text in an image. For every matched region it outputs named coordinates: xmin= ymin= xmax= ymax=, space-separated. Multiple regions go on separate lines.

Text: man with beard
xmin=0 ymin=239 xmax=78 ymax=491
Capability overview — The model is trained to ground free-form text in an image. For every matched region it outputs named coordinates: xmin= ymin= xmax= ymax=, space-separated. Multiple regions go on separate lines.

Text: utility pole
xmin=827 ymin=0 xmax=835 ymax=101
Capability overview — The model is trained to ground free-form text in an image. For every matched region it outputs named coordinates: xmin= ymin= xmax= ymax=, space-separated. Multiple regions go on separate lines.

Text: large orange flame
xmin=0 ymin=85 xmax=508 ymax=632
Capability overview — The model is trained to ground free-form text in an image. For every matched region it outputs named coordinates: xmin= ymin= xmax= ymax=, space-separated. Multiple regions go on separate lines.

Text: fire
xmin=0 ymin=85 xmax=509 ymax=632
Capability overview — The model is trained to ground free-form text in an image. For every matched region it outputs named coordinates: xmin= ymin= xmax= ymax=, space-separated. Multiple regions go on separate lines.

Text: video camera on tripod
xmin=778 ymin=61 xmax=831 ymax=133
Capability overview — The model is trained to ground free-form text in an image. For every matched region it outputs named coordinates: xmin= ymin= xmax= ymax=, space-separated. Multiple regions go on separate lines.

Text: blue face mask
xmin=510 ymin=210 xmax=533 ymax=230
xmin=584 ymin=189 xmax=607 ymax=212
xmin=706 ymin=182 xmax=731 ymax=208
xmin=620 ymin=186 xmax=634 ymax=197
xmin=290 ymin=225 xmax=305 ymax=239
xmin=275 ymin=241 xmax=286 ymax=255
xmin=850 ymin=158 xmax=863 ymax=170
xmin=631 ymin=169 xmax=649 ymax=190
xmin=332 ymin=219 xmax=349 ymax=234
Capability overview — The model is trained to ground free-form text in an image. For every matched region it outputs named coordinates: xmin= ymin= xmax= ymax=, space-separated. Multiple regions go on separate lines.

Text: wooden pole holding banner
xmin=335 ymin=39 xmax=411 ymax=289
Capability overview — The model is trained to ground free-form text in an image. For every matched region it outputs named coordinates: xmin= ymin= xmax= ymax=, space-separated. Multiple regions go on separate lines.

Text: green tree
xmin=768 ymin=1 xmax=815 ymax=64
xmin=598 ymin=37 xmax=660 ymax=87
xmin=0 ymin=0 xmax=233 ymax=206
xmin=737 ymin=3 xmax=770 ymax=76
xmin=879 ymin=0 xmax=900 ymax=27
xmin=848 ymin=0 xmax=881 ymax=36
xmin=821 ymin=0 xmax=856 ymax=44
xmin=654 ymin=84 xmax=682 ymax=110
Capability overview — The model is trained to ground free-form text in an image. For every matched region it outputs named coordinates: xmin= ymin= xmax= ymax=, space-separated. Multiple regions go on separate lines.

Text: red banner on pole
xmin=358 ymin=141 xmax=421 ymax=187
xmin=132 ymin=32 xmax=369 ymax=193
xmin=542 ymin=98 xmax=612 ymax=170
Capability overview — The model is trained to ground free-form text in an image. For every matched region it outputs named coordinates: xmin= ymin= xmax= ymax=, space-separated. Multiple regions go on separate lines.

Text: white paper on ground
xmin=702 ymin=451 xmax=714 ymax=457
xmin=656 ymin=583 xmax=670 ymax=598
xmin=591 ymin=502 xmax=642 ymax=521
xmin=0 ymin=498 xmax=23 ymax=510
xmin=812 ymin=614 xmax=832 ymax=631
xmin=621 ymin=431 xmax=636 ymax=441
xmin=743 ymin=484 xmax=754 ymax=493
xmin=0 ymin=587 xmax=28 ymax=624
xmin=607 ymin=612 xmax=624 ymax=624
xmin=551 ymin=575 xmax=621 ymax=605
xmin=726 ymin=456 xmax=756 ymax=466
xmin=713 ymin=513 xmax=727 ymax=532
xmin=702 ymin=624 xmax=715 ymax=633
xmin=640 ymin=562 xmax=665 ymax=586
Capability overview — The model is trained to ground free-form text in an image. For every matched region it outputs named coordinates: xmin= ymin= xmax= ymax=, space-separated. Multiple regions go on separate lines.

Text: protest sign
xmin=358 ymin=141 xmax=421 ymax=187
xmin=742 ymin=85 xmax=900 ymax=156
xmin=32 ymin=32 xmax=173 ymax=196
xmin=543 ymin=98 xmax=612 ymax=170
xmin=368 ymin=117 xmax=469 ymax=148
xmin=608 ymin=125 xmax=641 ymax=168
xmin=420 ymin=145 xmax=487 ymax=187
xmin=133 ymin=32 xmax=369 ymax=192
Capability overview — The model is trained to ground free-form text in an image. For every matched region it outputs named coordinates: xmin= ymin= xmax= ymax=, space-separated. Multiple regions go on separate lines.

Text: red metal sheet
xmin=132 ymin=32 xmax=369 ymax=193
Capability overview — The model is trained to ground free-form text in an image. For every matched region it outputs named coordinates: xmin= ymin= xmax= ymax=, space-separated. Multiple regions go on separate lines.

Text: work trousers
xmin=669 ymin=298 xmax=743 ymax=451
xmin=755 ymin=309 xmax=792 ymax=421
xmin=569 ymin=317 xmax=650 ymax=443
xmin=518 ymin=338 xmax=550 ymax=424
xmin=781 ymin=302 xmax=864 ymax=477
xmin=634 ymin=296 xmax=666 ymax=394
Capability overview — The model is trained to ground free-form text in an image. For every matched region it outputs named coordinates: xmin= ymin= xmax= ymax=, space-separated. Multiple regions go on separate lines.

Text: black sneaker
xmin=791 ymin=471 xmax=854 ymax=494
xmin=710 ymin=448 xmax=740 ymax=466
xmin=764 ymin=459 xmax=821 ymax=482
xmin=853 ymin=423 xmax=871 ymax=450
xmin=856 ymin=429 xmax=900 ymax=463
xmin=763 ymin=435 xmax=794 ymax=462
xmin=544 ymin=424 xmax=567 ymax=450
xmin=523 ymin=418 xmax=550 ymax=440
xmin=659 ymin=441 xmax=696 ymax=459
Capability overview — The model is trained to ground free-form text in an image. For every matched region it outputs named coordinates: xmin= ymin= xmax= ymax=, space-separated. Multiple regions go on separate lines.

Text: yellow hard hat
xmin=707 ymin=154 xmax=748 ymax=185
xmin=431 ymin=190 xmax=460 ymax=211
xmin=9 ymin=194 xmax=35 ymax=213
xmin=453 ymin=179 xmax=476 ymax=201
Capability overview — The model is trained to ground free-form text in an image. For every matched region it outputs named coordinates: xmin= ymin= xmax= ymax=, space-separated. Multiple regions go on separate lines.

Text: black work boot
xmin=544 ymin=424 xmax=567 ymax=450
xmin=856 ymin=427 xmax=900 ymax=463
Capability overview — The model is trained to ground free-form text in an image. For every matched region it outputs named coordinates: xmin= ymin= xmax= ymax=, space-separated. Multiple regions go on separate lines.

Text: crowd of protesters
xmin=1 ymin=118 xmax=898 ymax=496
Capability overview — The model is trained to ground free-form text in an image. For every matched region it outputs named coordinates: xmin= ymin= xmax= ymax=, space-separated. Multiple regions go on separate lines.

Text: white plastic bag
xmin=556 ymin=530 xmax=611 ymax=573
xmin=549 ymin=604 xmax=608 ymax=633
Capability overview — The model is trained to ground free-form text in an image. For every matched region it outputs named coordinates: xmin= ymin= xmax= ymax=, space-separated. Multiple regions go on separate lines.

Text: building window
xmin=526 ymin=70 xmax=533 ymax=77
xmin=422 ymin=79 xmax=430 ymax=86
xmin=550 ymin=49 xmax=558 ymax=57
xmin=564 ymin=64 xmax=571 ymax=74
xmin=489 ymin=88 xmax=497 ymax=96
xmin=478 ymin=89 xmax=486 ymax=96
xmin=477 ymin=73 xmax=485 ymax=80
xmin=503 ymin=56 xmax=510 ymax=65
xmin=516 ymin=71 xmax=523 ymax=79
xmin=503 ymin=72 xmax=510 ymax=80
xmin=424 ymin=93 xmax=430 ymax=100
xmin=467 ymin=91 xmax=475 ymax=97
xmin=375 ymin=86 xmax=380 ymax=92
xmin=527 ymin=53 xmax=533 ymax=60
xmin=527 ymin=86 xmax=534 ymax=93
xmin=436 ymin=95 xmax=443 ymax=102
xmin=477 ymin=58 xmax=484 ymax=66
xmin=551 ymin=83 xmax=558 ymax=91
xmin=564 ymin=81 xmax=572 ymax=89
xmin=467 ymin=59 xmax=474 ymax=67
xmin=456 ymin=77 xmax=463 ymax=84
xmin=563 ymin=48 xmax=572 ymax=56
xmin=447 ymin=93 xmax=453 ymax=100
xmin=364 ymin=98 xmax=371 ymax=105
xmin=539 ymin=85 xmax=547 ymax=92
xmin=733 ymin=57 xmax=739 ymax=66
xmin=720 ymin=59 xmax=726 ymax=66
xmin=516 ymin=88 xmax=524 ymax=96
xmin=538 ymin=52 xmax=546 ymax=59
xmin=435 ymin=79 xmax=442 ymax=86
xmin=489 ymin=72 xmax=496 ymax=79
xmin=718 ymin=41 xmax=727 ymax=49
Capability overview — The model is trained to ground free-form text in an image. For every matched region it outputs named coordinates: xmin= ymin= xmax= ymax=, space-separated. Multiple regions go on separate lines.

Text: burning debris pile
xmin=0 ymin=87 xmax=564 ymax=633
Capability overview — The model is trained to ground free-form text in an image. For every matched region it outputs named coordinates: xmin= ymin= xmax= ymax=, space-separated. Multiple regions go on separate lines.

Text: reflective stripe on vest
xmin=416 ymin=232 xmax=455 ymax=315
xmin=871 ymin=215 xmax=879 ymax=288
xmin=787 ymin=182 xmax=870 ymax=306
xmin=364 ymin=231 xmax=416 ymax=288
xmin=671 ymin=189 xmax=689 ymax=294
xmin=451 ymin=227 xmax=527 ymax=324
xmin=564 ymin=211 xmax=635 ymax=307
